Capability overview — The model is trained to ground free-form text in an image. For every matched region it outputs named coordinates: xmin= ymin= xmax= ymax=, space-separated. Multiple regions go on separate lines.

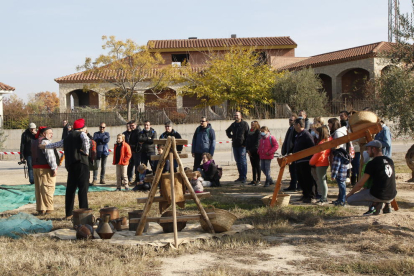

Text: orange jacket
xmin=113 ymin=142 xmax=132 ymax=166
xmin=309 ymin=137 xmax=332 ymax=167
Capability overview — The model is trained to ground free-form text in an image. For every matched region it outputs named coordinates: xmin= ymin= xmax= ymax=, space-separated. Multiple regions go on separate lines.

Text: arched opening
xmin=67 ymin=89 xmax=99 ymax=109
xmin=381 ymin=65 xmax=397 ymax=76
xmin=318 ymin=74 xmax=332 ymax=100
xmin=340 ymin=68 xmax=370 ymax=101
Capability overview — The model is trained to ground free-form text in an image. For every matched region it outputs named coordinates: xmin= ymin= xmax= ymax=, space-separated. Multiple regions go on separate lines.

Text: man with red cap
xmin=41 ymin=118 xmax=90 ymax=220
xmin=31 ymin=126 xmax=59 ymax=215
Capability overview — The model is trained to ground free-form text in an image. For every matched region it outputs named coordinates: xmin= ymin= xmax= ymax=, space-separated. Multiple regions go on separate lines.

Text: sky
xmin=1 ymin=0 xmax=413 ymax=102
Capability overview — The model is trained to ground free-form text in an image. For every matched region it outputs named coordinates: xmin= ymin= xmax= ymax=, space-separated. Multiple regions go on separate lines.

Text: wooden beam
xmin=144 ymin=171 xmax=196 ymax=182
xmin=151 ymin=153 xmax=188 ymax=161
xmin=169 ymin=151 xmax=179 ymax=248
xmin=137 ymin=192 xmax=211 ymax=203
xmin=153 ymin=139 xmax=188 ymax=145
xmin=129 ymin=213 xmax=216 ymax=223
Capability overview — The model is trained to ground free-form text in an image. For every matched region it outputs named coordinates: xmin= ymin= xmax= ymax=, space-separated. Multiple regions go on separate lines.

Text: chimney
xmin=188 ymin=37 xmax=197 ymax=39
xmin=231 ymin=34 xmax=237 ymax=38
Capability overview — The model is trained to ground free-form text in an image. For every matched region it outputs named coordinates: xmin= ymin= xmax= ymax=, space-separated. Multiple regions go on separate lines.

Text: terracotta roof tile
xmin=0 ymin=82 xmax=15 ymax=91
xmin=55 ymin=67 xmax=205 ymax=83
xmin=148 ymin=36 xmax=297 ymax=50
xmin=280 ymin=42 xmax=394 ymax=71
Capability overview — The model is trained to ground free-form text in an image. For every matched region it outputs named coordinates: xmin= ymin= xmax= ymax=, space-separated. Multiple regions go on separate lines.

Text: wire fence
xmin=2 ymin=100 xmax=377 ymax=129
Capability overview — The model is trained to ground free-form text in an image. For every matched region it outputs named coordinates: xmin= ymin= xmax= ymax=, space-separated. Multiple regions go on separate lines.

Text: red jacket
xmin=258 ymin=134 xmax=279 ymax=160
xmin=113 ymin=142 xmax=132 ymax=166
xmin=309 ymin=137 xmax=332 ymax=167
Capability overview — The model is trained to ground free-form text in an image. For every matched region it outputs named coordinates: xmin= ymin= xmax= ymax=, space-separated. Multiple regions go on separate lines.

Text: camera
xmin=18 ymin=160 xmax=26 ymax=165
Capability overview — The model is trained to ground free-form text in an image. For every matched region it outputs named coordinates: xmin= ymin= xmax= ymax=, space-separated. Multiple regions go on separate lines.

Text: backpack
xmin=88 ymin=139 xmax=98 ymax=171
xmin=216 ymin=165 xmax=223 ymax=180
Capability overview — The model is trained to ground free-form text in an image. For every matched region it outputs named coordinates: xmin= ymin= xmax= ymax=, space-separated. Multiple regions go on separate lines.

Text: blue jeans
xmin=351 ymin=152 xmax=361 ymax=178
xmin=336 ymin=179 xmax=346 ymax=203
xmin=260 ymin=159 xmax=273 ymax=183
xmin=93 ymin=155 xmax=108 ymax=181
xmin=26 ymin=156 xmax=34 ymax=184
xmin=233 ymin=147 xmax=247 ymax=180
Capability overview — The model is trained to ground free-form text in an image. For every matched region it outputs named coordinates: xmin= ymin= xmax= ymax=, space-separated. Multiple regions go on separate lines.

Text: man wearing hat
xmin=346 ymin=140 xmax=397 ymax=215
xmin=20 ymin=122 xmax=37 ymax=184
xmin=41 ymin=118 xmax=90 ymax=220
xmin=31 ymin=126 xmax=59 ymax=215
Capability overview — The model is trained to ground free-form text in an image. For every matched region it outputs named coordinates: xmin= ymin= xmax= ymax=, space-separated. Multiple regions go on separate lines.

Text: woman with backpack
xmin=258 ymin=126 xmax=279 ymax=187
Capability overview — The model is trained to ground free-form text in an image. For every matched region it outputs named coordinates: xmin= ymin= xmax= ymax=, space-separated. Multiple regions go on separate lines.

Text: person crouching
xmin=113 ymin=134 xmax=132 ymax=191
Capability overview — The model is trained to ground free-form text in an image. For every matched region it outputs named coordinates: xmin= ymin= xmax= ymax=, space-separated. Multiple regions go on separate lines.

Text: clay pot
xmin=96 ymin=214 xmax=115 ymax=239
xmin=72 ymin=208 xmax=95 ymax=229
xmin=111 ymin=217 xmax=127 ymax=231
xmin=75 ymin=224 xmax=94 ymax=240
xmin=128 ymin=210 xmax=148 ymax=232
xmin=99 ymin=207 xmax=119 ymax=220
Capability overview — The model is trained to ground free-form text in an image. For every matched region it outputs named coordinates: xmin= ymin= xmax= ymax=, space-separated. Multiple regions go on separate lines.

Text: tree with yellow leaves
xmin=78 ymin=36 xmax=174 ymax=120
xmin=179 ymin=46 xmax=278 ymax=112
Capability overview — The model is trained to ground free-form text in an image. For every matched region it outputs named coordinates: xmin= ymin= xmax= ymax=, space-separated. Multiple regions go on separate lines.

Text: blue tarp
xmin=0 ymin=213 xmax=53 ymax=239
xmin=0 ymin=184 xmax=114 ymax=213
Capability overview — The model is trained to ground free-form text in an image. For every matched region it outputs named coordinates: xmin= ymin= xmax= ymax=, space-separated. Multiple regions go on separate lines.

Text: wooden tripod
xmin=134 ymin=136 xmax=215 ymax=247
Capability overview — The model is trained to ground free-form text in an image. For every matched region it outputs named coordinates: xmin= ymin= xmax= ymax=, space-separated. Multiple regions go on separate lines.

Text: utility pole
xmin=388 ymin=0 xmax=400 ymax=42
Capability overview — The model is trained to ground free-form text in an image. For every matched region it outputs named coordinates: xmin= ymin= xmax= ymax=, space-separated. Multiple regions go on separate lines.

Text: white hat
xmin=29 ymin=123 xmax=36 ymax=129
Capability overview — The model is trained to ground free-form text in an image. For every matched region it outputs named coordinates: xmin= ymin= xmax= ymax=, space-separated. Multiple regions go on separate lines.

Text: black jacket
xmin=63 ymin=131 xmax=89 ymax=169
xmin=20 ymin=129 xmax=35 ymax=159
xmin=292 ymin=129 xmax=315 ymax=163
xmin=199 ymin=161 xmax=221 ymax=187
xmin=128 ymin=126 xmax=142 ymax=152
xmin=137 ymin=128 xmax=157 ymax=154
xmin=246 ymin=129 xmax=261 ymax=153
xmin=62 ymin=124 xmax=69 ymax=140
xmin=226 ymin=120 xmax=249 ymax=147
xmin=281 ymin=126 xmax=296 ymax=155
xmin=160 ymin=129 xmax=183 ymax=152
xmin=122 ymin=130 xmax=132 ymax=144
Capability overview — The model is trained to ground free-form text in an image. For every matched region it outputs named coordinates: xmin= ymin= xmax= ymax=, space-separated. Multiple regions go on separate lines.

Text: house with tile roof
xmin=55 ymin=35 xmax=300 ymax=111
xmin=280 ymin=41 xmax=394 ymax=101
xmin=0 ymin=82 xmax=15 ymax=128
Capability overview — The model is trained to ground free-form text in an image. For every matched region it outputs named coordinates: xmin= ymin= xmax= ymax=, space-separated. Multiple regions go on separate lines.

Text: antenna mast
xmin=388 ymin=0 xmax=400 ymax=42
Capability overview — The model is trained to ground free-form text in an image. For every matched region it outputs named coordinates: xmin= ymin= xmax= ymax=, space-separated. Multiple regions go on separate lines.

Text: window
xmin=171 ymin=54 xmax=190 ymax=66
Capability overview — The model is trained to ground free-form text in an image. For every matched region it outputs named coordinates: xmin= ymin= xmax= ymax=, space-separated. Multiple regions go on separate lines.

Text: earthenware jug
xmin=96 ymin=214 xmax=115 ymax=239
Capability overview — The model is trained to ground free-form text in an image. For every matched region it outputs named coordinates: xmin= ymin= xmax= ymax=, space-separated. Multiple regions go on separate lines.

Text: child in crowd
xmin=132 ymin=164 xmax=152 ymax=192
xmin=113 ymin=134 xmax=132 ymax=191
xmin=331 ymin=146 xmax=351 ymax=206
xmin=197 ymin=152 xmax=221 ymax=187
xmin=190 ymin=171 xmax=204 ymax=193
xmin=153 ymin=145 xmax=170 ymax=174
xmin=309 ymin=125 xmax=332 ymax=205
xmin=257 ymin=126 xmax=279 ymax=187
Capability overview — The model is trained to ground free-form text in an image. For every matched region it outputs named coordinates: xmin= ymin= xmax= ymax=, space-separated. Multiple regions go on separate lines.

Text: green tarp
xmin=0 ymin=184 xmax=113 ymax=213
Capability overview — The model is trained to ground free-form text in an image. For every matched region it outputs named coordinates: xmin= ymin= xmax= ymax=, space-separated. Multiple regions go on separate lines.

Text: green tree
xmin=375 ymin=2 xmax=414 ymax=135
xmin=78 ymin=35 xmax=174 ymax=120
xmin=27 ymin=91 xmax=59 ymax=113
xmin=180 ymin=46 xmax=277 ymax=111
xmin=3 ymin=94 xmax=29 ymax=129
xmin=272 ymin=68 xmax=327 ymax=117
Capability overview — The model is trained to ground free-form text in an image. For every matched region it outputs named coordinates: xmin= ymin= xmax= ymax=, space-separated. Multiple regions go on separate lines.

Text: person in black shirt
xmin=346 ymin=140 xmax=397 ymax=215
xmin=282 ymin=114 xmax=299 ymax=191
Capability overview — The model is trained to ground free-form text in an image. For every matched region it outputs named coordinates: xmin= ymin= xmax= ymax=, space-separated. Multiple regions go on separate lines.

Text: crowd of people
xmin=19 ymin=108 xmax=396 ymax=219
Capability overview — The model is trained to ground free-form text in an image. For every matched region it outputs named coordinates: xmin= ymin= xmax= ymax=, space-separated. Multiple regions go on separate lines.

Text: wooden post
xmin=169 ymin=151 xmax=179 ymax=248
xmin=171 ymin=138 xmax=215 ymax=233
xmin=270 ymin=159 xmax=287 ymax=207
xmin=135 ymin=137 xmax=172 ymax=236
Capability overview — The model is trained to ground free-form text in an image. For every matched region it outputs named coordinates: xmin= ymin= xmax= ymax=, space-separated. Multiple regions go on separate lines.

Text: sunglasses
xmin=200 ymin=121 xmax=206 ymax=123
xmin=100 ymin=126 xmax=105 ymax=129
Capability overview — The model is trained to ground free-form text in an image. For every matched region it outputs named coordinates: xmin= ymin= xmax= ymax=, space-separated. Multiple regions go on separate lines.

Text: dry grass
xmin=2 ymin=165 xmax=414 ymax=275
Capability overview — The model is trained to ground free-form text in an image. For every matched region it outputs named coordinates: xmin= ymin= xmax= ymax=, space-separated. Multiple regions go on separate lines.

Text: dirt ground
xmin=1 ymin=142 xmax=414 ymax=275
